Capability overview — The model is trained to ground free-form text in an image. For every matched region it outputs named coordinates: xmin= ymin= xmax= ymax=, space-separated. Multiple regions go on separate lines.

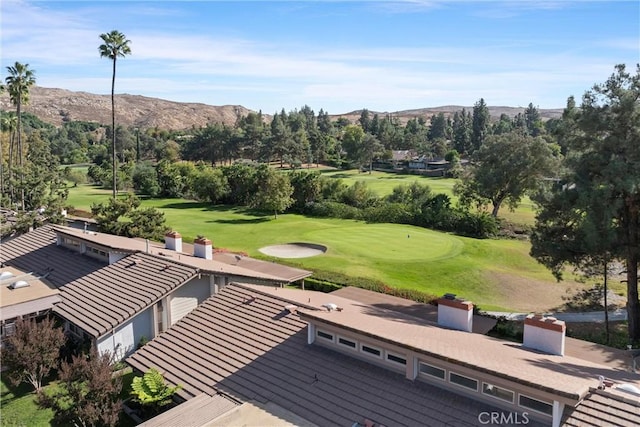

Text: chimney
xmin=437 ymin=293 xmax=473 ymax=332
xmin=194 ymin=236 xmax=212 ymax=260
xmin=165 ymin=230 xmax=183 ymax=253
xmin=523 ymin=314 xmax=566 ymax=356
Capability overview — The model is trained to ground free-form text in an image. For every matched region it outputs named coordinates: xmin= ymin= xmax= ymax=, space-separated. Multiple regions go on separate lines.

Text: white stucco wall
xmin=170 ymin=276 xmax=211 ymax=325
xmin=97 ymin=307 xmax=153 ymax=360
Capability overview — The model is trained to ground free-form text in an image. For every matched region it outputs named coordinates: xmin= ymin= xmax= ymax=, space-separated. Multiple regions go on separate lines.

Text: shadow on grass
xmin=209 ymin=217 xmax=270 ymax=225
xmin=321 ymin=172 xmax=353 ymax=179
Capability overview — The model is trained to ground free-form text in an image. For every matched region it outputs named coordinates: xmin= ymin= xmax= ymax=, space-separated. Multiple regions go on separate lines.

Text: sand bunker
xmin=259 ymin=243 xmax=327 ymax=258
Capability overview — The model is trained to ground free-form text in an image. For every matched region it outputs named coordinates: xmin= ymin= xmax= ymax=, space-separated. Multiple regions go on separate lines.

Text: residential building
xmin=127 ymin=283 xmax=640 ymax=427
xmin=0 ymin=226 xmax=310 ymax=359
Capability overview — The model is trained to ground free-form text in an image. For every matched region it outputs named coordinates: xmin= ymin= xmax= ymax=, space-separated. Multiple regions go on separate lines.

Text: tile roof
xmin=562 ymin=387 xmax=640 ymax=426
xmin=54 ymin=252 xmax=198 ymax=338
xmin=55 ymin=226 xmax=311 ymax=282
xmin=138 ymin=393 xmax=239 ymax=427
xmin=1 ymin=226 xmax=104 ymax=286
xmin=1 ymin=226 xmax=198 ymax=338
xmin=127 ymin=283 xmax=538 ymax=427
xmin=293 ymin=289 xmax=640 ymax=401
xmin=1 ymin=226 xmax=308 ymax=336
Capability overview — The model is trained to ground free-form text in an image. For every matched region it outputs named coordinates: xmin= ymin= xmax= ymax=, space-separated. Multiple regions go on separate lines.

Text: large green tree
xmin=471 ymin=98 xmax=490 ymax=153
xmin=455 ymin=130 xmax=560 ymax=217
xmin=251 ymin=166 xmax=293 ymax=219
xmin=531 ymin=64 xmax=640 ymax=341
xmin=99 ymin=30 xmax=132 ymax=199
xmin=5 ymin=62 xmax=36 ymax=210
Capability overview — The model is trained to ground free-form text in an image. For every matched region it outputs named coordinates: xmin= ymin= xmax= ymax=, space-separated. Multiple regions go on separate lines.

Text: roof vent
xmin=322 ymin=303 xmax=342 ymax=312
xmin=0 ymin=271 xmax=15 ymax=281
xmin=285 ymin=304 xmax=298 ymax=314
xmin=10 ymin=280 xmax=30 ymax=289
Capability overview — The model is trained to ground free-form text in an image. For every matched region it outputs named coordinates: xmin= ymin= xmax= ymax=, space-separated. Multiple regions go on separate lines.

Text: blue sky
xmin=1 ymin=0 xmax=638 ymax=114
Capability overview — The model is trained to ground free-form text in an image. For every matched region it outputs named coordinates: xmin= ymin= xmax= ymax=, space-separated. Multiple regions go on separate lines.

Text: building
xmin=0 ymin=225 xmax=311 ymax=359
xmin=127 ymin=284 xmax=640 ymax=427
xmin=0 ymin=265 xmax=61 ymax=346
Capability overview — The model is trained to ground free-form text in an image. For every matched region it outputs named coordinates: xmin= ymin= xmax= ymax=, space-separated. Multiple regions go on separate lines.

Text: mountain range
xmin=0 ymin=86 xmax=564 ymax=130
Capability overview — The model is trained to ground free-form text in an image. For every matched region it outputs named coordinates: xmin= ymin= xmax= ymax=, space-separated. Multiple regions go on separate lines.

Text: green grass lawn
xmin=0 ymin=379 xmax=55 ymax=427
xmin=0 ymin=373 xmax=136 ymax=427
xmin=319 ymin=169 xmax=536 ymax=225
xmin=65 ymin=184 xmax=585 ymax=312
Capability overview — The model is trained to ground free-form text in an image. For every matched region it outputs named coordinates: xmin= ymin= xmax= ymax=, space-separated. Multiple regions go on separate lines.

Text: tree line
xmin=2 ymin=53 xmax=639 ymax=342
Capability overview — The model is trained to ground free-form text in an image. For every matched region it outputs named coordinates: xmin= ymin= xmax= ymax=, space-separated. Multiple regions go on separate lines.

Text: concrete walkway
xmin=482 ymin=308 xmax=627 ymax=322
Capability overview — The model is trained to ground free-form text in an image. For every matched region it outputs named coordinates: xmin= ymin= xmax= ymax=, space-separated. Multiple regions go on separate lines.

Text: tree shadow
xmin=209 ymin=217 xmax=270 ymax=225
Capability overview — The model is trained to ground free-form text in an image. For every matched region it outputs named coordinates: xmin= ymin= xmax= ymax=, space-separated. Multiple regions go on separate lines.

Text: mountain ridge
xmin=0 ymin=86 xmax=564 ymax=130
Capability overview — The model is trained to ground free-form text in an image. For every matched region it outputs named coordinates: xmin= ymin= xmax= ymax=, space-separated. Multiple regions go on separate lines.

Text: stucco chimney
xmin=437 ymin=293 xmax=473 ymax=332
xmin=523 ymin=314 xmax=566 ymax=356
xmin=194 ymin=236 xmax=213 ymax=260
xmin=165 ymin=230 xmax=183 ymax=253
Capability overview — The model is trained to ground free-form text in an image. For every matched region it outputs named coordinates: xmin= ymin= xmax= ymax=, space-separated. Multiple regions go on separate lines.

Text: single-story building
xmin=0 ymin=226 xmax=311 ymax=359
xmin=127 ymin=283 xmax=640 ymax=427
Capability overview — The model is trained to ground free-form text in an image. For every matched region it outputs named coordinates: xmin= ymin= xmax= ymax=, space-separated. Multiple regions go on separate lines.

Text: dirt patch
xmin=259 ymin=243 xmax=327 ymax=259
xmin=482 ymin=271 xmax=589 ymax=312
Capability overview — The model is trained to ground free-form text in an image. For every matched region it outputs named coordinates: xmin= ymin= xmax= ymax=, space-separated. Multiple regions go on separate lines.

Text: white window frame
xmin=360 ymin=343 xmax=382 ymax=359
xmin=337 ymin=335 xmax=357 ymax=351
xmin=449 ymin=371 xmax=478 ymax=391
xmin=418 ymin=361 xmax=446 ymax=381
xmin=482 ymin=382 xmax=515 ymax=404
xmin=518 ymin=393 xmax=553 ymax=416
xmin=385 ymin=351 xmax=407 ymax=366
xmin=316 ymin=329 xmax=334 ymax=342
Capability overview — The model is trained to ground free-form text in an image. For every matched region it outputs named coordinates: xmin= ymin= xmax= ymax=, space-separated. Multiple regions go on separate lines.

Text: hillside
xmin=0 ymin=86 xmax=564 ymax=130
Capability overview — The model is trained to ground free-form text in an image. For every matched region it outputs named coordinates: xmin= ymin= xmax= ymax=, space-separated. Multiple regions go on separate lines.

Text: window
xmin=449 ymin=372 xmax=478 ymax=391
xmin=156 ymin=301 xmax=165 ymax=334
xmin=316 ymin=330 xmax=334 ymax=342
xmin=361 ymin=344 xmax=382 ymax=358
xmin=519 ymin=395 xmax=553 ymax=416
xmin=482 ymin=383 xmax=514 ymax=403
xmin=419 ymin=362 xmax=445 ymax=380
xmin=1 ymin=322 xmax=16 ymax=339
xmin=338 ymin=336 xmax=357 ymax=349
xmin=63 ymin=237 xmax=80 ymax=248
xmin=386 ymin=352 xmax=407 ymax=365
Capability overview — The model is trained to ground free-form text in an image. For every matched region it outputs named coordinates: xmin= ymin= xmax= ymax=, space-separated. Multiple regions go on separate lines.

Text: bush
xmin=362 ymin=203 xmax=412 ymax=224
xmin=306 ymin=201 xmax=361 ymax=220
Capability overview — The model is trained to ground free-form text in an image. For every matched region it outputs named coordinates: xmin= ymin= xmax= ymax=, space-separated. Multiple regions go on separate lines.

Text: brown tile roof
xmin=138 ymin=393 xmax=239 ymax=427
xmin=562 ymin=387 xmax=640 ymax=426
xmin=1 ymin=226 xmax=198 ymax=338
xmin=54 ymin=253 xmax=198 ymax=338
xmin=56 ymin=226 xmax=311 ymax=282
xmin=127 ymin=283 xmax=533 ymax=427
xmin=293 ymin=289 xmax=640 ymax=401
xmin=1 ymin=226 xmax=104 ymax=286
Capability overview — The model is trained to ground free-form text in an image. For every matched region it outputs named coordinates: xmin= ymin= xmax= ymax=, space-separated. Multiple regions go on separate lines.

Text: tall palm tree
xmin=1 ymin=113 xmax=18 ymax=204
xmin=5 ymin=62 xmax=36 ymax=210
xmin=99 ymin=30 xmax=131 ymax=198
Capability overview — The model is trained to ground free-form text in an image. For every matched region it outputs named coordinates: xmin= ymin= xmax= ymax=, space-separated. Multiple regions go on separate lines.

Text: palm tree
xmin=1 ymin=113 xmax=18 ymax=204
xmin=5 ymin=62 xmax=36 ymax=210
xmin=99 ymin=30 xmax=131 ymax=198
